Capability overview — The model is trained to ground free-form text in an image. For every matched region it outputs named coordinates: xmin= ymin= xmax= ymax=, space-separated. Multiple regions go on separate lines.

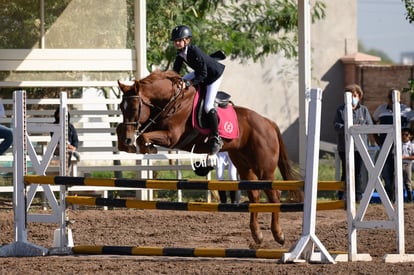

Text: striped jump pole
xmin=24 ymin=175 xmax=345 ymax=191
xmin=71 ymin=245 xmax=347 ymax=260
xmin=66 ymin=196 xmax=345 ymax=212
xmin=72 ymin=245 xmax=287 ymax=259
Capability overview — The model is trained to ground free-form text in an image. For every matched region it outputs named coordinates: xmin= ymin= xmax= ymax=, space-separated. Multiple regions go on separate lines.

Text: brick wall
xmin=357 ymin=65 xmax=414 ymax=114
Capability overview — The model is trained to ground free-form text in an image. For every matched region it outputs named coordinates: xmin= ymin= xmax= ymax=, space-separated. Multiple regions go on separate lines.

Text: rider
xmin=171 ymin=25 xmax=225 ymax=155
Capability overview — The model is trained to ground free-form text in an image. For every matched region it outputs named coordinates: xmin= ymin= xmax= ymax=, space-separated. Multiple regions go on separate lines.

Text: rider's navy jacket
xmin=173 ymin=44 xmax=225 ymax=87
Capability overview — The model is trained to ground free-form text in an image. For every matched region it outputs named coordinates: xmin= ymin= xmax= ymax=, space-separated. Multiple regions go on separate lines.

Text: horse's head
xmin=118 ymin=80 xmax=152 ymax=146
xmin=117 ymin=70 xmax=191 ymax=150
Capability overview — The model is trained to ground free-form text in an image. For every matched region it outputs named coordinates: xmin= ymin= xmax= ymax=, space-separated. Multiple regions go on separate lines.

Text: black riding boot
xmin=218 ymin=191 xmax=227 ymax=203
xmin=408 ymin=188 xmax=413 ymax=202
xmin=207 ymin=109 xmax=223 ymax=155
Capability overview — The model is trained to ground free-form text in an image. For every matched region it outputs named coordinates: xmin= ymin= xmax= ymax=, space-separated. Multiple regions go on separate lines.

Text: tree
xmin=358 ymin=42 xmax=394 ymax=64
xmin=403 ymin=0 xmax=414 ymax=23
xmin=146 ymin=0 xmax=326 ymax=70
xmin=0 ymin=0 xmax=326 ymax=97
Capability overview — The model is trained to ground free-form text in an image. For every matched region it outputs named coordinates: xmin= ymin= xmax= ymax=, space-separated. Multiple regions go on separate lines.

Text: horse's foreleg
xmin=137 ymin=130 xmax=178 ymax=154
xmin=118 ymin=143 xmax=137 ymax=153
xmin=247 ymin=190 xmax=263 ymax=245
xmin=136 ymin=135 xmax=158 ymax=154
xmin=264 ymin=189 xmax=285 ymax=246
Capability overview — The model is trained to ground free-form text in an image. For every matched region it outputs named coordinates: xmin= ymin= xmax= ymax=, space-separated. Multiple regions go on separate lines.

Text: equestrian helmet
xmin=171 ymin=25 xmax=192 ymax=41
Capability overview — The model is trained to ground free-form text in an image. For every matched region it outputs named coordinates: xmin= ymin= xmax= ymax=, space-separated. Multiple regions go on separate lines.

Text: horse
xmin=116 ymin=70 xmax=302 ymax=246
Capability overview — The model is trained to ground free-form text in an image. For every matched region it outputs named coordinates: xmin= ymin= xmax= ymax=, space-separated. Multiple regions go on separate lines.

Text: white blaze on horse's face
xmin=123 ymin=100 xmax=128 ymax=113
xmin=121 ymin=95 xmax=140 ymax=124
xmin=119 ymin=93 xmax=142 ymax=146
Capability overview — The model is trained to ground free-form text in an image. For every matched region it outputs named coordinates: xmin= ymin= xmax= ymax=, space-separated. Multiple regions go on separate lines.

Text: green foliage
xmin=90 ymin=171 xmax=116 ymax=178
xmin=317 ymin=154 xmax=337 ymax=200
xmin=402 ymin=79 xmax=414 ymax=100
xmin=147 ymin=0 xmax=326 ymax=69
xmin=0 ymin=1 xmax=326 ymax=97
xmin=358 ymin=41 xmax=394 ymax=64
xmin=403 ymin=0 xmax=414 ymax=23
xmin=0 ymin=1 xmax=41 ymax=48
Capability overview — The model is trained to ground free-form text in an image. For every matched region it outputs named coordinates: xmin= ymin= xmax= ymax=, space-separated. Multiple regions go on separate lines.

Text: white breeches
xmin=183 ymin=72 xmax=223 ymax=113
xmin=215 ymin=151 xmax=238 ymax=180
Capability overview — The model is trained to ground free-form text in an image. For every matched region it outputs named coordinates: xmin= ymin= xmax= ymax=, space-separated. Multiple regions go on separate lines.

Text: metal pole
xmin=298 ymin=0 xmax=311 ymax=177
xmin=134 ymin=0 xmax=149 ymax=79
xmin=13 ymin=90 xmax=27 ymax=243
xmin=58 ymin=92 xmax=68 ymax=248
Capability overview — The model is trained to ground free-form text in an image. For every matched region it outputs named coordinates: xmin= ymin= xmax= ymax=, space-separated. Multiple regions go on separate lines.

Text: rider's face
xmin=173 ymin=38 xmax=188 ymax=50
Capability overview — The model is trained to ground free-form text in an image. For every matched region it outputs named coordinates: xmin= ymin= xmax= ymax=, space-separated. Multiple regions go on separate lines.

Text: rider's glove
xmin=184 ymin=80 xmax=191 ymax=89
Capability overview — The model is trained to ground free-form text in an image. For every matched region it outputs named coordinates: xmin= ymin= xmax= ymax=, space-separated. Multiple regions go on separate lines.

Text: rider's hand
xmin=181 ymin=80 xmax=191 ymax=89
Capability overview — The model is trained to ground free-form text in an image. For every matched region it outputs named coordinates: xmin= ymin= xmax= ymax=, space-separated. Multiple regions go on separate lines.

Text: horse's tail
xmin=273 ymin=121 xmax=304 ymax=202
xmin=272 ymin=121 xmax=294 ymax=180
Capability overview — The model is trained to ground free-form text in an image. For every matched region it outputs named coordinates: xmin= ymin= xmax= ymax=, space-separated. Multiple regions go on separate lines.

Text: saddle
xmin=191 ymin=87 xmax=239 ymax=139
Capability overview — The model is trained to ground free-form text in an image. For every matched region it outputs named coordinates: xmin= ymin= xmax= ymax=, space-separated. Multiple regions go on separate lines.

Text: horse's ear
xmin=118 ymin=80 xmax=128 ymax=93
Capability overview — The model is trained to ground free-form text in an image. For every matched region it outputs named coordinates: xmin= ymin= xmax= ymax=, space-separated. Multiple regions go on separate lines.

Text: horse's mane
xmin=139 ymin=70 xmax=181 ymax=85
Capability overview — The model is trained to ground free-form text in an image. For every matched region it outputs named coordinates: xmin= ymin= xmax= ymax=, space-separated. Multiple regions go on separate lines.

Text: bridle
xmin=122 ymin=83 xmax=184 ymax=138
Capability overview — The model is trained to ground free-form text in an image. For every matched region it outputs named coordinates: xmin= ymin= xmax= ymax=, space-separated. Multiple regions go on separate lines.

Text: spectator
xmin=52 ymin=107 xmax=80 ymax=174
xmin=334 ymin=84 xmax=375 ymax=202
xmin=372 ymin=89 xmax=414 ymax=202
xmin=401 ymin=127 xmax=414 ymax=202
xmin=0 ymin=98 xmax=12 ymax=155
xmin=216 ymin=151 xmax=240 ymax=204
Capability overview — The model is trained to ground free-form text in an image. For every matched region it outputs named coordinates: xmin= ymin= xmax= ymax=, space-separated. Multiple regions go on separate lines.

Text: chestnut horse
xmin=116 ymin=70 xmax=301 ymax=246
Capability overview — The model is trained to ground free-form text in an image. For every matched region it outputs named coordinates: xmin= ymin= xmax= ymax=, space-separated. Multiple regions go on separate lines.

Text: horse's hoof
xmin=248 ymin=242 xmax=262 ymax=249
xmin=118 ymin=145 xmax=137 ymax=153
xmin=252 ymin=232 xmax=264 ymax=245
xmin=127 ymin=146 xmax=137 ymax=153
xmin=138 ymin=144 xmax=157 ymax=154
xmin=148 ymin=145 xmax=158 ymax=154
xmin=275 ymin=232 xmax=285 ymax=246
xmin=193 ymin=162 xmax=214 ymax=176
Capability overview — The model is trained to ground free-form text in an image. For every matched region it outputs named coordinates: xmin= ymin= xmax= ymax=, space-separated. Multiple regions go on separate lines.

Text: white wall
xmin=220 ymin=54 xmax=298 ymax=132
xmin=217 ymin=0 xmax=357 ymax=161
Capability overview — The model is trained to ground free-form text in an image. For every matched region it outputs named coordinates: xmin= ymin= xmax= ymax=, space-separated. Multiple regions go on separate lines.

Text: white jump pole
xmin=345 ymin=90 xmax=414 ymax=262
xmin=0 ymin=90 xmax=48 ymax=257
xmin=282 ymin=88 xmax=335 ymax=263
xmin=52 ymin=92 xmax=73 ymax=251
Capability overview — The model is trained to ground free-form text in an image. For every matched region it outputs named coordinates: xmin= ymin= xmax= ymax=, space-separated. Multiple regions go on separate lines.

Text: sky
xmin=358 ymin=0 xmax=414 ymax=63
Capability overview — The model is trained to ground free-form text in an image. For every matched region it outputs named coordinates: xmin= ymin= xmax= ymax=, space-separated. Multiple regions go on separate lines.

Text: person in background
xmin=216 ymin=151 xmax=240 ymax=204
xmin=0 ymin=98 xmax=13 ymax=155
xmin=171 ymin=25 xmax=225 ymax=156
xmin=334 ymin=84 xmax=375 ymax=202
xmin=401 ymin=127 xmax=414 ymax=202
xmin=53 ymin=107 xmax=80 ymax=174
xmin=372 ymin=89 xmax=414 ymax=202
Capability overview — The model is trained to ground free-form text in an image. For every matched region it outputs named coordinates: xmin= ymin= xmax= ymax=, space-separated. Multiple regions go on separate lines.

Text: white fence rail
xmin=0 ymin=96 xmax=341 ymax=199
xmin=0 ymin=96 xmax=209 ymax=202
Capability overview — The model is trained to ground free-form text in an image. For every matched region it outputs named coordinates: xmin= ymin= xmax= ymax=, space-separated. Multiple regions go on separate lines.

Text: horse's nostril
xmin=124 ymin=138 xmax=132 ymax=145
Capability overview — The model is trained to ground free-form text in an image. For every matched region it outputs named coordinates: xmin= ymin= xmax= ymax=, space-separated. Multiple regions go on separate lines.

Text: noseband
xmin=122 ymin=85 xmax=184 ymax=138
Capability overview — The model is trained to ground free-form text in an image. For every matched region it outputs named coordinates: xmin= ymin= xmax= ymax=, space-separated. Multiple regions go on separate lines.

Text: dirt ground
xmin=2 ymin=202 xmax=414 ymax=274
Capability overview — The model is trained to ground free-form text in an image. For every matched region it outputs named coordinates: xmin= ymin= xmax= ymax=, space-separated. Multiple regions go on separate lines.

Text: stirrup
xmin=209 ymin=136 xmax=223 ymax=155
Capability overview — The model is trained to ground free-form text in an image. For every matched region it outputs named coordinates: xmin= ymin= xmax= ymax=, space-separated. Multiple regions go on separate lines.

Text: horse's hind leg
xmin=247 ymin=190 xmax=264 ymax=245
xmin=264 ymin=189 xmax=285 ymax=245
xmin=287 ymin=190 xmax=304 ymax=203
